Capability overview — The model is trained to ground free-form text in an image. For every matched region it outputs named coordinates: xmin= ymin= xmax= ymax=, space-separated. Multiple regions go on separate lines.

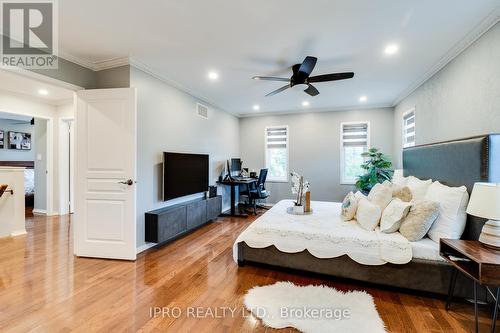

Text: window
xmin=265 ymin=126 xmax=289 ymax=182
xmin=402 ymin=109 xmax=415 ymax=148
xmin=340 ymin=122 xmax=370 ymax=184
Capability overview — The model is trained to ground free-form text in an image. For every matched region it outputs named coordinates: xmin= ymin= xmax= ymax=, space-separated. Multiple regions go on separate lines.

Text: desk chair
xmin=245 ymin=169 xmax=270 ymax=215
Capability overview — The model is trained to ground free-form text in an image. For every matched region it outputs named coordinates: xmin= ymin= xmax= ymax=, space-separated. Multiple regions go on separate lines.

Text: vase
xmin=293 ymin=205 xmax=304 ymax=214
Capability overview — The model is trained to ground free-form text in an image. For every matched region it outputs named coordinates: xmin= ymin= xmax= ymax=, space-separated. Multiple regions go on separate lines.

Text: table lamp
xmin=466 ymin=183 xmax=500 ymax=249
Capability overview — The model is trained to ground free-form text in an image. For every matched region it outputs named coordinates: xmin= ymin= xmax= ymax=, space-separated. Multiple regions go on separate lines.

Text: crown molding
xmin=58 ymin=52 xmax=129 ymax=71
xmin=392 ymin=6 xmax=500 ymax=107
xmin=237 ymin=103 xmax=394 ymax=118
xmin=129 ymin=58 xmax=227 ymax=113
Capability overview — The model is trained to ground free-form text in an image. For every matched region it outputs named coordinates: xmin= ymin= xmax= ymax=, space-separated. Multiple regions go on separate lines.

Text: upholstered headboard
xmin=403 ymin=134 xmax=500 ymax=240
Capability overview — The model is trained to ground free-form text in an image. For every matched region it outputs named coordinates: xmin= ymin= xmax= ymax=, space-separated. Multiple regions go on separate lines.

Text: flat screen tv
xmin=163 ymin=152 xmax=209 ymax=201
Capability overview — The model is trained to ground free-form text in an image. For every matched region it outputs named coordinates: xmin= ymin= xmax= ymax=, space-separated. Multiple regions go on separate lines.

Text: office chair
xmin=247 ymin=169 xmax=270 ymax=215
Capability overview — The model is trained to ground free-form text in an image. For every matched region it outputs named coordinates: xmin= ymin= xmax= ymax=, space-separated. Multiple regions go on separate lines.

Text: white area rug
xmin=244 ymin=282 xmax=386 ymax=333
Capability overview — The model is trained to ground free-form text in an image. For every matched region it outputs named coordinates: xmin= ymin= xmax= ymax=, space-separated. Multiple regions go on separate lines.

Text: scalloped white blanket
xmin=233 ymin=200 xmax=413 ymax=266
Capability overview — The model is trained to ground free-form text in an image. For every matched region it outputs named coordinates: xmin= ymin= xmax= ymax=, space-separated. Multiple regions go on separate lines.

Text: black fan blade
xmin=252 ymin=76 xmax=290 ymax=82
xmin=304 ymin=84 xmax=319 ymax=96
xmin=298 ymin=56 xmax=317 ymax=76
xmin=308 ymin=72 xmax=354 ymax=83
xmin=265 ymin=84 xmax=290 ymax=97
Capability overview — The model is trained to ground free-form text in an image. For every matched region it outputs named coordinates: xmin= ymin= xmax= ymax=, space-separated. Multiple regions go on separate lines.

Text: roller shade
xmin=266 ymin=127 xmax=287 ymax=149
xmin=342 ymin=123 xmax=368 ymax=147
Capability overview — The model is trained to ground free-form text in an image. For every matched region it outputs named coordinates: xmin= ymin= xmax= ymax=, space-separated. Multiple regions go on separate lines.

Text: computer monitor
xmin=231 ymin=158 xmax=242 ymax=173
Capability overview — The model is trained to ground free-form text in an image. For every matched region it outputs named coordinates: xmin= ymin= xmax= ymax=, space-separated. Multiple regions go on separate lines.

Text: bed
xmin=235 ymin=134 xmax=500 ymax=298
xmin=0 ymin=161 xmax=35 ymax=206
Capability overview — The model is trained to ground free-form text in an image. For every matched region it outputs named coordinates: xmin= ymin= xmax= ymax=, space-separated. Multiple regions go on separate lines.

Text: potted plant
xmin=355 ymin=148 xmax=393 ymax=194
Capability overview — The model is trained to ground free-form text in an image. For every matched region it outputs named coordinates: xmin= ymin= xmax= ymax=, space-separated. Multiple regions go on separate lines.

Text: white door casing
xmin=75 ymin=88 xmax=137 ymax=260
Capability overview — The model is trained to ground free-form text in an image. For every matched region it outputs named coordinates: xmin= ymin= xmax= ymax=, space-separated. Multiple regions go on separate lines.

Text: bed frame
xmin=237 ymin=134 xmax=500 ymax=298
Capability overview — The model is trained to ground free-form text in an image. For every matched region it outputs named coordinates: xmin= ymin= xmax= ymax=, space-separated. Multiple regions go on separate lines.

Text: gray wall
xmin=96 ymin=65 xmax=130 ymax=89
xmin=0 ymin=119 xmax=36 ymax=161
xmin=239 ymin=108 xmax=394 ymax=203
xmin=30 ymin=58 xmax=131 ymax=89
xmin=34 ymin=119 xmax=47 ymax=211
xmin=130 ymin=66 xmax=240 ymax=248
xmin=393 ymin=21 xmax=500 ymax=168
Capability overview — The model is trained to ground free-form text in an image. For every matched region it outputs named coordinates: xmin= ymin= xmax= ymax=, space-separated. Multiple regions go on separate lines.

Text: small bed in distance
xmin=235 ymin=134 xmax=500 ymax=298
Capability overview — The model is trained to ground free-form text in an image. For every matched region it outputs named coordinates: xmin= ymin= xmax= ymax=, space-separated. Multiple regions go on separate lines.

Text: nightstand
xmin=440 ymin=239 xmax=500 ymax=333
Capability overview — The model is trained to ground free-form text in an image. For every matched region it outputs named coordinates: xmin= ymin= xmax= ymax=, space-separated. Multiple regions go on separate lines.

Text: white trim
xmin=1 ymin=66 xmax=84 ymax=91
xmin=238 ymin=103 xmax=393 ymax=118
xmin=265 ymin=125 xmax=289 ymax=183
xmin=392 ymin=7 xmax=500 ymax=106
xmin=136 ymin=242 xmax=156 ymax=254
xmin=10 ymin=229 xmax=27 ymax=237
xmin=340 ymin=121 xmax=370 ymax=185
xmin=58 ymin=52 xmax=130 ymax=71
xmin=32 ymin=209 xmax=47 ymax=215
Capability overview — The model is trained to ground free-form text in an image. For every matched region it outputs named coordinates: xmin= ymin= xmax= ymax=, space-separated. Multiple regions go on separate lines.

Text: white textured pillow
xmin=407 ymin=176 xmax=432 ymax=201
xmin=392 ymin=171 xmax=408 ymax=186
xmin=399 ymin=200 xmax=440 ymax=242
xmin=341 ymin=192 xmax=358 ymax=221
xmin=380 ymin=198 xmax=412 ymax=233
xmin=367 ymin=182 xmax=393 ymax=210
xmin=354 ymin=191 xmax=366 ymax=202
xmin=426 ymin=181 xmax=469 ymax=242
xmin=356 ymin=198 xmax=382 ymax=231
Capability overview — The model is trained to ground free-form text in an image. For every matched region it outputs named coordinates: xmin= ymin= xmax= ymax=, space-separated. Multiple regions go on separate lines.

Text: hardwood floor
xmin=0 ymin=210 xmax=494 ymax=332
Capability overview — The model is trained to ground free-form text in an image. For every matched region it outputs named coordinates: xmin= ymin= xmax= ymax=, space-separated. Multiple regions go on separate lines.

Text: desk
xmin=217 ymin=178 xmax=257 ymax=218
xmin=440 ymin=239 xmax=500 ymax=333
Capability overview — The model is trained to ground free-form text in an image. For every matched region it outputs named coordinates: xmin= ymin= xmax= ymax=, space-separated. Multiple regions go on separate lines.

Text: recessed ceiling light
xmin=302 ymin=101 xmax=310 ymax=107
xmin=208 ymin=71 xmax=219 ymax=81
xmin=384 ymin=44 xmax=399 ymax=56
xmin=253 ymin=104 xmax=260 ymax=111
xmin=359 ymin=96 xmax=367 ymax=102
xmin=38 ymin=89 xmax=48 ymax=96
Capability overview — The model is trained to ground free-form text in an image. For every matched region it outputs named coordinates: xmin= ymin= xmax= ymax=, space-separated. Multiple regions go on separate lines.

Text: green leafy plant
xmin=355 ymin=148 xmax=394 ymax=193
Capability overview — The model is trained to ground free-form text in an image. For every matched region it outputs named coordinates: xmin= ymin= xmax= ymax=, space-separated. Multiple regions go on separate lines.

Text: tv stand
xmin=145 ymin=195 xmax=222 ymax=246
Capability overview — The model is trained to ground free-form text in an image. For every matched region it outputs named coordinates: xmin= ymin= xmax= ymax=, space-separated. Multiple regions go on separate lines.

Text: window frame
xmin=339 ymin=121 xmax=370 ymax=185
xmin=264 ymin=125 xmax=289 ymax=183
xmin=402 ymin=108 xmax=416 ymax=149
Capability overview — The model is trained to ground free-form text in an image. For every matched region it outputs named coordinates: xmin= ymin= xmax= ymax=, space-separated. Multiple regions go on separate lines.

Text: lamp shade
xmin=466 ymin=183 xmax=500 ymax=220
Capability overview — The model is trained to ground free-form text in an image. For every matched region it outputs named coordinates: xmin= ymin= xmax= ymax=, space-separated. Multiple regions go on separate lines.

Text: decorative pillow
xmin=425 ymin=181 xmax=469 ymax=242
xmin=367 ymin=182 xmax=393 ymax=210
xmin=356 ymin=198 xmax=382 ymax=231
xmin=380 ymin=198 xmax=412 ymax=233
xmin=392 ymin=185 xmax=412 ymax=202
xmin=354 ymin=191 xmax=366 ymax=202
xmin=407 ymin=176 xmax=432 ymax=201
xmin=341 ymin=192 xmax=358 ymax=221
xmin=399 ymin=200 xmax=440 ymax=241
xmin=392 ymin=170 xmax=408 ymax=186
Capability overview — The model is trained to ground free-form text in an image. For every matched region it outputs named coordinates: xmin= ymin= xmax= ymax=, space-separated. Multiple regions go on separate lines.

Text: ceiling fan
xmin=252 ymin=56 xmax=354 ymax=97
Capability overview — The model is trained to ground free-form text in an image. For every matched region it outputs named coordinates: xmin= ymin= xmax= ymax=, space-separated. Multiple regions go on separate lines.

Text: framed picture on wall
xmin=0 ymin=130 xmax=3 ymax=149
xmin=8 ymin=131 xmax=31 ymax=150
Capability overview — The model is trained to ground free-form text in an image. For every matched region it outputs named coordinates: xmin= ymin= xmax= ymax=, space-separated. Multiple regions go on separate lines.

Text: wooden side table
xmin=440 ymin=239 xmax=500 ymax=333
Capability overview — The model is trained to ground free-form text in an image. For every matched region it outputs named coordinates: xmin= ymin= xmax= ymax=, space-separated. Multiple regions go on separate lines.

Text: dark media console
xmin=145 ymin=195 xmax=222 ymax=245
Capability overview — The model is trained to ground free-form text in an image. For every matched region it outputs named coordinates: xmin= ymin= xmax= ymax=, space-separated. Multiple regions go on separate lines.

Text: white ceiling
xmin=0 ymin=70 xmax=74 ymax=104
xmin=59 ymin=0 xmax=500 ymax=116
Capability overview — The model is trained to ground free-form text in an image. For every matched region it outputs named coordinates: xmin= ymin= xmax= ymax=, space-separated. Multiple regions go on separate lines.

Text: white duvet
xmin=233 ymin=200 xmax=413 ymax=266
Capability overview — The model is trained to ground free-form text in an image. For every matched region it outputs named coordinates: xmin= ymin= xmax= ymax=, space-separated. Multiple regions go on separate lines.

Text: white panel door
xmin=75 ymin=88 xmax=137 ymax=260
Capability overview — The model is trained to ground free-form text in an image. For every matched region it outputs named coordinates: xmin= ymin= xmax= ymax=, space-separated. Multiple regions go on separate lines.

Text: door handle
xmin=118 ymin=179 xmax=135 ymax=186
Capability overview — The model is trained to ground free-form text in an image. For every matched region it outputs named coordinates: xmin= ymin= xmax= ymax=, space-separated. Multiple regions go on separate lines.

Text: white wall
xmin=239 ymin=108 xmax=394 ymax=203
xmin=130 ymin=66 xmax=240 ymax=249
xmin=393 ymin=21 xmax=500 ymax=167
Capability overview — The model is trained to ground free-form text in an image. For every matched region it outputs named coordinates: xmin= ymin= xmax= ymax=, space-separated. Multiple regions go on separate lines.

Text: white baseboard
xmin=136 ymin=242 xmax=156 ymax=254
xmin=10 ymin=229 xmax=27 ymax=237
xmin=32 ymin=209 xmax=47 ymax=215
